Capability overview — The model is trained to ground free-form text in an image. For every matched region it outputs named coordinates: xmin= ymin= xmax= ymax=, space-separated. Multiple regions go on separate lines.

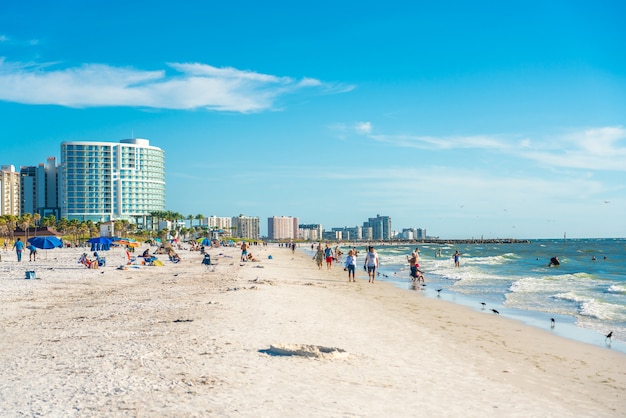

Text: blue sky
xmin=1 ymin=0 xmax=625 ymax=239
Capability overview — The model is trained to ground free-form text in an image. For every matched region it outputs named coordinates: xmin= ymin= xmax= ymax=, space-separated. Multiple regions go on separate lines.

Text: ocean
xmin=313 ymin=238 xmax=626 ymax=354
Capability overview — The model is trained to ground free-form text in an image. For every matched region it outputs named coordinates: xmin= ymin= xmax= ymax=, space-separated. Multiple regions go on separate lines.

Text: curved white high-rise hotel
xmin=61 ymin=138 xmax=165 ymax=223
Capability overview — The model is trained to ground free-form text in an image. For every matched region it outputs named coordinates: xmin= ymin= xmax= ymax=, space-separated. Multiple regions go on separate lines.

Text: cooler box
xmin=25 ymin=271 xmax=36 ymax=280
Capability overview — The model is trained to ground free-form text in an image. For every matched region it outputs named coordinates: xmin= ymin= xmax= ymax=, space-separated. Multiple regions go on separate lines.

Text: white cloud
xmin=519 ymin=126 xmax=626 ymax=171
xmin=0 ymin=58 xmax=345 ymax=112
xmin=354 ymin=121 xmax=372 ymax=134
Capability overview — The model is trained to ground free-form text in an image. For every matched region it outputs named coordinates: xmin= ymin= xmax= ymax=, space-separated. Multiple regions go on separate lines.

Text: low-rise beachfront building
xmin=205 ymin=216 xmax=232 ymax=235
xmin=231 ymin=214 xmax=260 ymax=240
xmin=0 ymin=165 xmax=21 ymax=216
xmin=268 ymin=216 xmax=299 ymax=240
xmin=322 ymin=230 xmax=341 ymax=241
xmin=60 ymin=138 xmax=165 ymax=225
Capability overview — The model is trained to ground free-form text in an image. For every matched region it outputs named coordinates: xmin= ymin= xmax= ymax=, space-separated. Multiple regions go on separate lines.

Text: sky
xmin=1 ymin=0 xmax=625 ymax=239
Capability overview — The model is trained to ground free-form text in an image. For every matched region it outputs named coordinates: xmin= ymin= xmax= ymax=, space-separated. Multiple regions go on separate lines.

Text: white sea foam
xmin=580 ymin=299 xmax=626 ymax=322
xmin=554 ymin=291 xmax=590 ymax=305
xmin=608 ymin=284 xmax=626 ymax=294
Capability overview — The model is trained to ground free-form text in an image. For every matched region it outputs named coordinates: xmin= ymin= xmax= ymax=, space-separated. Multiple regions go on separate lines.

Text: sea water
xmin=318 ymin=239 xmax=626 ymax=353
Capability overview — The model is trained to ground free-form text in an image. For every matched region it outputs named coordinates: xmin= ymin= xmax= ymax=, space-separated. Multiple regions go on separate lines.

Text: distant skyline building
xmin=268 ymin=216 xmax=299 ymax=240
xmin=299 ymin=223 xmax=322 ymax=241
xmin=60 ymin=138 xmax=165 ymax=224
xmin=231 ymin=214 xmax=260 ymax=240
xmin=205 ymin=216 xmax=232 ymax=234
xmin=330 ymin=226 xmax=362 ymax=241
xmin=363 ymin=214 xmax=392 ymax=241
xmin=20 ymin=157 xmax=62 ymax=219
xmin=0 ymin=165 xmax=21 ymax=216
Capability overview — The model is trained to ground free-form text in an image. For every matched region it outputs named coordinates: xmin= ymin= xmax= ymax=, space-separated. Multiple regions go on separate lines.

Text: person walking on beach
xmin=324 ymin=244 xmax=334 ymax=270
xmin=313 ymin=244 xmax=324 ymax=269
xmin=13 ymin=238 xmax=24 ymax=262
xmin=345 ymin=249 xmax=357 ymax=282
xmin=364 ymin=246 xmax=379 ymax=283
xmin=453 ymin=250 xmax=461 ymax=267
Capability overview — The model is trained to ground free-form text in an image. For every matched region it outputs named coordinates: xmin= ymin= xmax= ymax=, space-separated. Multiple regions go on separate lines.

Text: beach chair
xmin=94 ymin=252 xmax=106 ymax=267
xmin=202 ymin=254 xmax=216 ymax=271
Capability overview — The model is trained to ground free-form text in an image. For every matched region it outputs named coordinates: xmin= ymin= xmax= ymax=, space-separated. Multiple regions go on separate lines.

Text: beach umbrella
xmin=28 ymin=236 xmax=62 ymax=249
xmin=200 ymin=238 xmax=211 ymax=246
xmin=28 ymin=236 xmax=62 ymax=259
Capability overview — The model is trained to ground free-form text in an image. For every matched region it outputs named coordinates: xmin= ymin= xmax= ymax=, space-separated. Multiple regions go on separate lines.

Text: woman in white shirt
xmin=364 ymin=246 xmax=379 ymax=283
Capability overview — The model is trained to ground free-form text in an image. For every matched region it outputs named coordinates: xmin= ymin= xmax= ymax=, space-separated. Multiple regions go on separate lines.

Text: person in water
xmin=549 ymin=256 xmax=560 ymax=267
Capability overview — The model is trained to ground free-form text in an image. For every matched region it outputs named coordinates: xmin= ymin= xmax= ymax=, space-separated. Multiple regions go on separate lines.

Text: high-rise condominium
xmin=0 ymin=165 xmax=21 ymax=216
xmin=60 ymin=139 xmax=165 ymax=224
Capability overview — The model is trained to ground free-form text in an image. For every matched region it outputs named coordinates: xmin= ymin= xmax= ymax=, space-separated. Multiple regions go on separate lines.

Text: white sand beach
xmin=0 ymin=244 xmax=624 ymax=417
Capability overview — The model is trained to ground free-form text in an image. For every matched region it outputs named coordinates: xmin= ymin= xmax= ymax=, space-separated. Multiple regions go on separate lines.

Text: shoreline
xmin=0 ymin=244 xmax=624 ymax=416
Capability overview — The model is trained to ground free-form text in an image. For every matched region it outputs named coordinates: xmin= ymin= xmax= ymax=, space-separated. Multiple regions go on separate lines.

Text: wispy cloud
xmin=0 ymin=59 xmax=350 ymax=112
xmin=350 ymin=121 xmax=626 ymax=172
xmin=346 ymin=121 xmax=510 ymax=150
xmin=519 ymin=126 xmax=626 ymax=171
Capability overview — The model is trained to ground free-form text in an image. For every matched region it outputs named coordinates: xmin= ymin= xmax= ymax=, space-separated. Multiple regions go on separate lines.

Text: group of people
xmin=407 ymin=248 xmax=424 ymax=283
xmin=313 ymin=244 xmax=381 ymax=283
xmin=5 ymin=238 xmax=38 ymax=262
xmin=78 ymin=252 xmax=104 ymax=269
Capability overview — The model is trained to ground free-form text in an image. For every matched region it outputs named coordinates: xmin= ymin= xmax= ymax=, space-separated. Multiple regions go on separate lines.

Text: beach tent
xmin=88 ymin=237 xmax=112 ymax=251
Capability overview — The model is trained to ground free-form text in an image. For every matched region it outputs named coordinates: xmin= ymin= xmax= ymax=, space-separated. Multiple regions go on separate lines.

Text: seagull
xmin=436 ymin=289 xmax=443 ymax=296
xmin=491 ymin=309 xmax=500 ymax=315
xmin=606 ymin=331 xmax=613 ymax=341
xmin=550 ymin=318 xmax=555 ymax=328
xmin=480 ymin=302 xmax=486 ymax=310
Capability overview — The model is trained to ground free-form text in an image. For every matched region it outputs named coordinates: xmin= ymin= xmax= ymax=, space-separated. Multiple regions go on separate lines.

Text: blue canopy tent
xmin=87 ymin=237 xmax=113 ymax=252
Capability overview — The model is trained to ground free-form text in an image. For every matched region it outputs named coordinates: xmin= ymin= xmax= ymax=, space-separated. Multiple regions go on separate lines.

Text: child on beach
xmin=344 ymin=250 xmax=357 ymax=282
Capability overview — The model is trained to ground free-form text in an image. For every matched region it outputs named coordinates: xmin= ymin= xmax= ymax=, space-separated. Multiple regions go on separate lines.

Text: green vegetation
xmin=0 ymin=210 xmax=212 ymax=246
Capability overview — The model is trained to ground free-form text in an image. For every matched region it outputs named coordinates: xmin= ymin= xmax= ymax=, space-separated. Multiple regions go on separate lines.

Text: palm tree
xmin=0 ymin=216 xmax=9 ymax=244
xmin=41 ymin=214 xmax=57 ymax=228
xmin=19 ymin=213 xmax=33 ymax=241
xmin=195 ymin=213 xmax=204 ymax=228
xmin=33 ymin=213 xmax=41 ymax=233
xmin=187 ymin=214 xmax=194 ymax=229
